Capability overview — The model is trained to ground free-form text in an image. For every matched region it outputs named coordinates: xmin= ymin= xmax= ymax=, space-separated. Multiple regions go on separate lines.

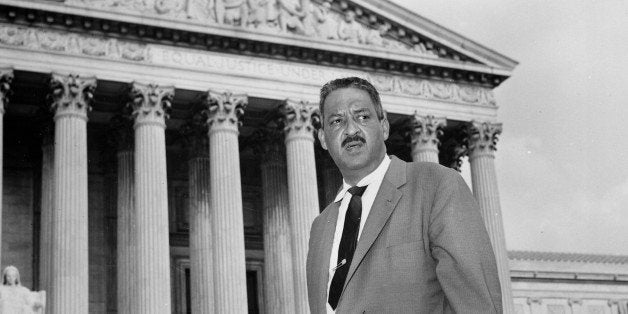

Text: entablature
xmin=0 ymin=0 xmax=514 ymax=88
xmin=0 ymin=21 xmax=499 ymax=122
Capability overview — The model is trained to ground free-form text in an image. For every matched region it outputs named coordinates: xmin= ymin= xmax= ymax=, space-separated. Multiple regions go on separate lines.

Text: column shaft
xmin=210 ymin=129 xmax=248 ymax=313
xmin=189 ymin=156 xmax=214 ymax=314
xmin=51 ymin=116 xmax=89 ymax=313
xmin=261 ymin=143 xmax=295 ymax=314
xmin=134 ymin=125 xmax=171 ymax=313
xmin=412 ymin=149 xmax=439 ymax=163
xmin=49 ymin=73 xmax=94 ymax=314
xmin=281 ymin=99 xmax=321 ymax=314
xmin=39 ymin=141 xmax=53 ymax=294
xmin=285 ymin=137 xmax=319 ymax=313
xmin=130 ymin=82 xmax=174 ymax=314
xmin=468 ymin=121 xmax=514 ymax=313
xmin=206 ymin=90 xmax=249 ymax=313
xmin=116 ymin=150 xmax=134 ymax=314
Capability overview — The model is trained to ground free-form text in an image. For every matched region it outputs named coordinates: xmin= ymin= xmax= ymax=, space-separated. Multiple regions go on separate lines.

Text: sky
xmin=391 ymin=0 xmax=628 ymax=255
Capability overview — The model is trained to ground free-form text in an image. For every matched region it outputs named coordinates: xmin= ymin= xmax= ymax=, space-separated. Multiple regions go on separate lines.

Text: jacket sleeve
xmin=428 ymin=169 xmax=503 ymax=313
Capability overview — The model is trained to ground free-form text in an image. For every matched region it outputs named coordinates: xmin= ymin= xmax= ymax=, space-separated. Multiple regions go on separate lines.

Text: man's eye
xmin=330 ymin=119 xmax=341 ymax=125
xmin=358 ymin=115 xmax=370 ymax=121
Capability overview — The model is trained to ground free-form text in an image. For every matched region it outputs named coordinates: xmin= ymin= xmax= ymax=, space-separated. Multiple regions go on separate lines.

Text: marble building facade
xmin=0 ymin=0 xmax=540 ymax=313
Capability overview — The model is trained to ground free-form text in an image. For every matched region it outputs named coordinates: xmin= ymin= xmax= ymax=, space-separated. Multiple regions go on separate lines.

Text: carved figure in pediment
xmin=412 ymin=41 xmax=438 ymax=57
xmin=365 ymin=22 xmax=390 ymax=47
xmin=278 ymin=0 xmax=306 ymax=34
xmin=247 ymin=0 xmax=280 ymax=30
xmin=0 ymin=266 xmax=45 ymax=314
xmin=311 ymin=0 xmax=338 ymax=39
xmin=155 ymin=0 xmax=175 ymax=14
xmin=216 ymin=0 xmax=249 ymax=26
xmin=337 ymin=10 xmax=364 ymax=43
xmin=186 ymin=0 xmax=216 ymax=22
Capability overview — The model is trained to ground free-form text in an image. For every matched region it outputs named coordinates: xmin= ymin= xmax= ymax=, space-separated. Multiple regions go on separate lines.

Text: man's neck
xmin=341 ymin=154 xmax=387 ymax=186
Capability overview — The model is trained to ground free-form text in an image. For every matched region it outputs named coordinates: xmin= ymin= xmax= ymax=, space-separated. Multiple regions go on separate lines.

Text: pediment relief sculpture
xmin=64 ymin=0 xmax=456 ymax=60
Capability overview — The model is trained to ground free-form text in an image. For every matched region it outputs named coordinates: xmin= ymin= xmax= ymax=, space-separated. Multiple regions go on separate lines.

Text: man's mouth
xmin=344 ymin=140 xmax=364 ymax=150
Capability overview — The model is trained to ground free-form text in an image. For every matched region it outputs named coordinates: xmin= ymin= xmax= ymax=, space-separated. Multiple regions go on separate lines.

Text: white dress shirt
xmin=326 ymin=155 xmax=391 ymax=313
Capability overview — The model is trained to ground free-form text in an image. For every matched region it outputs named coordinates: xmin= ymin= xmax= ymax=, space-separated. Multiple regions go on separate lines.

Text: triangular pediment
xmin=56 ymin=0 xmax=515 ymax=71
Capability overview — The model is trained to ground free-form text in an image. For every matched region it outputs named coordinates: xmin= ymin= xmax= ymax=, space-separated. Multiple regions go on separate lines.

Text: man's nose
xmin=344 ymin=117 xmax=360 ymax=135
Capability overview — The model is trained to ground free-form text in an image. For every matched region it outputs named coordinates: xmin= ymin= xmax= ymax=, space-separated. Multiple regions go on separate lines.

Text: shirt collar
xmin=333 ymin=155 xmax=391 ymax=203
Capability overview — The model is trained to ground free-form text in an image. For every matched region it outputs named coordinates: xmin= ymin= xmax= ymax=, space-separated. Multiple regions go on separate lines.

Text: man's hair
xmin=319 ymin=77 xmax=385 ymax=127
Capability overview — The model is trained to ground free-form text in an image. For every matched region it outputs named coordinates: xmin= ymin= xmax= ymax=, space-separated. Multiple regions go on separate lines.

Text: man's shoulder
xmin=392 ymin=157 xmax=460 ymax=184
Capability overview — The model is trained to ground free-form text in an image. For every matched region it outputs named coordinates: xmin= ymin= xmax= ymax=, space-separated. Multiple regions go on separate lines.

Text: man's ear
xmin=381 ymin=117 xmax=390 ymax=141
xmin=318 ymin=128 xmax=328 ymax=150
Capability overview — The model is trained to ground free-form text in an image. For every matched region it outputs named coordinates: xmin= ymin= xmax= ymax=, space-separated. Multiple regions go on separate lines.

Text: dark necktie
xmin=328 ymin=185 xmax=368 ymax=310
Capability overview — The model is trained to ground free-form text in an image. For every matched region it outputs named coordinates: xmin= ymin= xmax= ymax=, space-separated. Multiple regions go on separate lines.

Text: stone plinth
xmin=206 ymin=91 xmax=249 ymax=314
xmin=280 ymin=99 xmax=320 ymax=314
xmin=410 ymin=114 xmax=446 ymax=163
xmin=467 ymin=121 xmax=515 ymax=313
xmin=129 ymin=82 xmax=174 ymax=314
xmin=49 ymin=73 xmax=95 ymax=314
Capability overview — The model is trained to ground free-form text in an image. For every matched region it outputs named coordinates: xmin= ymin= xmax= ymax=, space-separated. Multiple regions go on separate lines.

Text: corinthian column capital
xmin=410 ymin=113 xmax=446 ymax=153
xmin=49 ymin=73 xmax=96 ymax=121
xmin=280 ymin=99 xmax=320 ymax=142
xmin=128 ymin=82 xmax=174 ymax=128
xmin=0 ymin=68 xmax=14 ymax=114
xmin=467 ymin=121 xmax=502 ymax=159
xmin=204 ymin=90 xmax=247 ymax=133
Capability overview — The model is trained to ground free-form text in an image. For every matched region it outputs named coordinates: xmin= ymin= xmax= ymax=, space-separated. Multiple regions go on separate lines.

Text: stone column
xmin=0 ymin=69 xmax=12 ymax=264
xmin=49 ymin=73 xmax=96 ymax=313
xmin=110 ymin=116 xmax=135 ymax=314
xmin=410 ymin=114 xmax=446 ymax=163
xmin=280 ymin=99 xmax=320 ymax=314
xmin=181 ymin=118 xmax=214 ymax=314
xmin=129 ymin=83 xmax=174 ymax=314
xmin=205 ymin=91 xmax=248 ymax=313
xmin=38 ymin=123 xmax=54 ymax=295
xmin=257 ymin=130 xmax=296 ymax=314
xmin=467 ymin=121 xmax=515 ymax=313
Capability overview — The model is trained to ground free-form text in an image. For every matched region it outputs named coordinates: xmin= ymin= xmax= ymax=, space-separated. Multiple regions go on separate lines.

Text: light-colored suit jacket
xmin=306 ymin=156 xmax=502 ymax=313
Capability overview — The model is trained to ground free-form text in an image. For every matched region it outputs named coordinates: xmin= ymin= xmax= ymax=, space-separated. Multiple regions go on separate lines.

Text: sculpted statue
xmin=0 ymin=266 xmax=45 ymax=314
xmin=247 ymin=0 xmax=280 ymax=30
xmin=337 ymin=10 xmax=363 ymax=43
xmin=365 ymin=22 xmax=390 ymax=47
xmin=312 ymin=0 xmax=338 ymax=39
xmin=216 ymin=0 xmax=249 ymax=25
xmin=278 ymin=0 xmax=306 ymax=34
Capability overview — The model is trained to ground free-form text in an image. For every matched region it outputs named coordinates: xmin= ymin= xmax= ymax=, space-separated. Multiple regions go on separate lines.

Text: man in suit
xmin=307 ymin=77 xmax=502 ymax=313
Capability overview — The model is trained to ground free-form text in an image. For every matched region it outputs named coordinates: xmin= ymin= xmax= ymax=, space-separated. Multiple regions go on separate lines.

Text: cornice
xmin=360 ymin=0 xmax=518 ymax=71
xmin=0 ymin=0 xmax=510 ymax=88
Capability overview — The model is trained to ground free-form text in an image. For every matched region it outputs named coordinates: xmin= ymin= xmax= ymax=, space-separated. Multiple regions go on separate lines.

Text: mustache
xmin=342 ymin=135 xmax=366 ymax=147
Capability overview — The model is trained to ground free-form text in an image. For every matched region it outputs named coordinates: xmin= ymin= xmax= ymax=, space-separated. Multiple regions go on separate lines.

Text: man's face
xmin=318 ymin=87 xmax=389 ymax=180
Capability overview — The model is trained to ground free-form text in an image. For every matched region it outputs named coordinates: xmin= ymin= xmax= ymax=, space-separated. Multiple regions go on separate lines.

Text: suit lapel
xmin=342 ymin=157 xmax=406 ymax=293
xmin=316 ymin=202 xmax=339 ymax=308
